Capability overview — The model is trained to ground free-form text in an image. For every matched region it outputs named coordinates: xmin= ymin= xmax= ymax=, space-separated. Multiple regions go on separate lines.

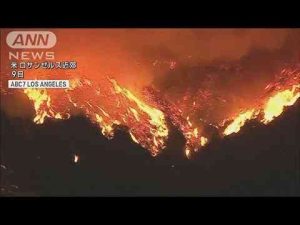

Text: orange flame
xmin=22 ymin=68 xmax=300 ymax=158
xmin=109 ymin=78 xmax=169 ymax=155
xmin=24 ymin=89 xmax=68 ymax=124
xmin=223 ymin=110 xmax=257 ymax=136
xmin=223 ymin=84 xmax=300 ymax=136
xmin=262 ymin=85 xmax=300 ymax=124
xmin=24 ymin=78 xmax=169 ymax=156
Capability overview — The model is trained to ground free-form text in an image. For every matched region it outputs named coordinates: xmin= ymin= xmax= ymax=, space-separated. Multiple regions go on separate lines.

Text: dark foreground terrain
xmin=1 ymin=95 xmax=299 ymax=196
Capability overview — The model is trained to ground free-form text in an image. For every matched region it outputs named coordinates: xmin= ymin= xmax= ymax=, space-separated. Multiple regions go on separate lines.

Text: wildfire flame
xmin=223 ymin=84 xmax=300 ymax=136
xmin=23 ymin=89 xmax=68 ymax=124
xmin=22 ymin=68 xmax=300 ymax=158
xmin=109 ymin=78 xmax=169 ymax=154
xmin=223 ymin=110 xmax=257 ymax=136
xmin=262 ymin=85 xmax=300 ymax=124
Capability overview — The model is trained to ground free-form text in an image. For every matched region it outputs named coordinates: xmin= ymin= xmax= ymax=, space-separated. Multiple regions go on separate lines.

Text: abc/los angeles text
xmin=8 ymin=80 xmax=70 ymax=89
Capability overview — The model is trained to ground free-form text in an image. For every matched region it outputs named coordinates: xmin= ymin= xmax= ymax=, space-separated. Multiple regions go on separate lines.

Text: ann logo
xmin=6 ymin=31 xmax=56 ymax=49
xmin=12 ymin=33 xmax=49 ymax=46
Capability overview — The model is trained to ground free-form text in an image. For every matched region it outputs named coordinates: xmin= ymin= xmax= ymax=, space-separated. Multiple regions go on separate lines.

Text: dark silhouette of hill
xmin=1 ymin=95 xmax=299 ymax=196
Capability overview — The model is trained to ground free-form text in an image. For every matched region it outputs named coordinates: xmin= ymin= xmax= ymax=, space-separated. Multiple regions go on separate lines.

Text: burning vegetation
xmin=1 ymin=29 xmax=300 ymax=158
xmin=20 ymin=66 xmax=300 ymax=158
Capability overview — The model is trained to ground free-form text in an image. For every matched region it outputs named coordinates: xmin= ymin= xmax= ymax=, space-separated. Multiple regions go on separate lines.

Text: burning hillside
xmin=18 ymin=66 xmax=300 ymax=158
xmin=1 ymin=29 xmax=300 ymax=159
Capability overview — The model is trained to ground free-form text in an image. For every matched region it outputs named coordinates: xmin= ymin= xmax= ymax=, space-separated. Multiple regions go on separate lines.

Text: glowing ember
xmin=185 ymin=148 xmax=191 ymax=158
xmin=129 ymin=131 xmax=139 ymax=144
xmin=74 ymin=154 xmax=79 ymax=163
xmin=200 ymin=136 xmax=208 ymax=146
